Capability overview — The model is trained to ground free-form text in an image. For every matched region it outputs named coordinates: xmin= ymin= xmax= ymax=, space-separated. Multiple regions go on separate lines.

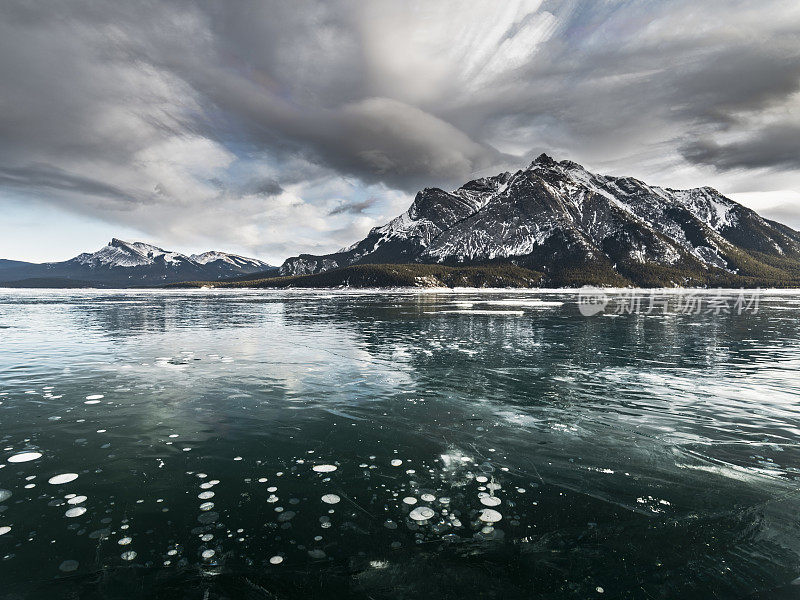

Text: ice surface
xmin=7 ymin=452 xmax=42 ymax=463
xmin=48 ymin=473 xmax=79 ymax=485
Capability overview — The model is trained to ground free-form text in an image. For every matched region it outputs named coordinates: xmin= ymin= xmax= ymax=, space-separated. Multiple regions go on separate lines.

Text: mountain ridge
xmin=3 ymin=155 xmax=800 ymax=288
xmin=0 ymin=239 xmax=277 ymax=287
xmin=279 ymin=154 xmax=800 ymax=287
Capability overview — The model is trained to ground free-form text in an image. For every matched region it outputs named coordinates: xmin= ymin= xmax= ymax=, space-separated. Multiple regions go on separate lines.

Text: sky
xmin=1 ymin=0 xmax=799 ymax=265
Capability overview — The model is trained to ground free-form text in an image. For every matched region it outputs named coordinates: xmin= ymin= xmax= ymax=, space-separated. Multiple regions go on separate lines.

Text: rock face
xmin=281 ymin=154 xmax=800 ymax=286
xmin=0 ymin=239 xmax=276 ymax=287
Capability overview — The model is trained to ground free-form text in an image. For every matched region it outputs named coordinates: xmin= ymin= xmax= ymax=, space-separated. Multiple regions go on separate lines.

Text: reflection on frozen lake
xmin=1 ymin=288 xmax=800 ymax=599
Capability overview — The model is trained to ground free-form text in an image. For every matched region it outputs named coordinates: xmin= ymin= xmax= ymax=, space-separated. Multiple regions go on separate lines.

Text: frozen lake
xmin=1 ymin=288 xmax=800 ymax=599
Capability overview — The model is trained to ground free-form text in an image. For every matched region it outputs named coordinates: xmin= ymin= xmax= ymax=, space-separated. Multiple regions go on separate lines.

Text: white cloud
xmin=0 ymin=0 xmax=799 ymax=263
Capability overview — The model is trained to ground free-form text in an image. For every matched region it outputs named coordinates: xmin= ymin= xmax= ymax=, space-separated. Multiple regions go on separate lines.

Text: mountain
xmin=0 ymin=239 xmax=277 ymax=287
xmin=6 ymin=155 xmax=800 ymax=289
xmin=281 ymin=154 xmax=800 ymax=287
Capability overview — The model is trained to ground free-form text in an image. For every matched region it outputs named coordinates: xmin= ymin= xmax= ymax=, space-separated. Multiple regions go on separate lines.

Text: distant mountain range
xmin=4 ymin=154 xmax=800 ymax=288
xmin=0 ymin=239 xmax=276 ymax=287
xmin=280 ymin=154 xmax=800 ymax=287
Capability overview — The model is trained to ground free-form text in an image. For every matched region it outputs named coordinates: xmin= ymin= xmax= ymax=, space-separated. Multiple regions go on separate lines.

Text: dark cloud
xmin=681 ymin=125 xmax=800 ymax=172
xmin=0 ymin=0 xmax=799 ymax=261
xmin=668 ymin=47 xmax=800 ymax=124
xmin=0 ymin=165 xmax=138 ymax=205
xmin=241 ymin=177 xmax=283 ymax=197
xmin=328 ymin=197 xmax=380 ymax=216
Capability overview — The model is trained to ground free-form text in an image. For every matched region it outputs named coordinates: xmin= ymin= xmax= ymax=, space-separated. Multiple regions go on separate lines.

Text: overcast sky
xmin=1 ymin=0 xmax=799 ymax=264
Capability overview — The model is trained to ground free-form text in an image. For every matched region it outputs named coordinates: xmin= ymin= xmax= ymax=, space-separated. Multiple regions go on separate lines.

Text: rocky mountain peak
xmin=0 ymin=240 xmax=275 ymax=286
xmin=280 ymin=154 xmax=800 ymax=287
xmin=530 ymin=152 xmax=558 ymax=167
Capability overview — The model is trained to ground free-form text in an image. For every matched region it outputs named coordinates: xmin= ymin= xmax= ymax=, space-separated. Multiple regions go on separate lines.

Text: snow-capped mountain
xmin=74 ymin=239 xmax=193 ymax=269
xmin=281 ymin=154 xmax=800 ymax=286
xmin=5 ymin=156 xmax=800 ymax=288
xmin=189 ymin=251 xmax=267 ymax=270
xmin=0 ymin=239 xmax=276 ymax=287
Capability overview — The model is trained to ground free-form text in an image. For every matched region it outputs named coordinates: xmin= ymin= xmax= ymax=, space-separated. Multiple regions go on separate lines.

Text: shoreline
xmin=2 ymin=286 xmax=800 ymax=293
